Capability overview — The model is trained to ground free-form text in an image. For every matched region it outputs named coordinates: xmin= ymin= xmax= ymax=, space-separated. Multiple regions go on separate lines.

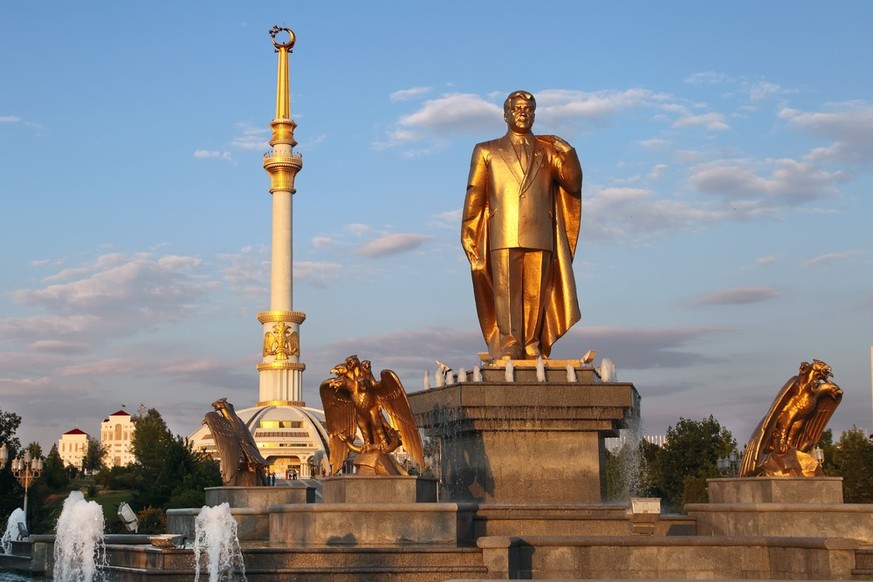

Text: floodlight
xmin=118 ymin=502 xmax=138 ymax=533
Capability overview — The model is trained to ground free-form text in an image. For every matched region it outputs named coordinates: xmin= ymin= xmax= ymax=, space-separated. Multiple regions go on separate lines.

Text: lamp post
xmin=0 ymin=442 xmax=43 ymax=525
xmin=717 ymin=450 xmax=741 ymax=477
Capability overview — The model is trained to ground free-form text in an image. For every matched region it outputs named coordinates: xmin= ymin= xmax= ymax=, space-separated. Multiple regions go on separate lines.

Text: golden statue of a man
xmin=462 ymin=90 xmax=583 ymax=360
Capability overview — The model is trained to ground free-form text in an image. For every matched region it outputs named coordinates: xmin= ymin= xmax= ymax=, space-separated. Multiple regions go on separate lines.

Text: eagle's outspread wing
xmin=203 ymin=410 xmax=242 ymax=484
xmin=374 ymin=368 xmax=424 ymax=468
xmin=319 ymin=376 xmax=357 ymax=474
xmin=740 ymin=374 xmax=801 ymax=476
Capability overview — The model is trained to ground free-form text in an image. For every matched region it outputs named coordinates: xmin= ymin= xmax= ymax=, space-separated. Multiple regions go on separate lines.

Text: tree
xmin=830 ymin=426 xmax=873 ymax=503
xmin=131 ymin=406 xmax=172 ymax=471
xmin=82 ymin=436 xmax=107 ymax=474
xmin=0 ymin=408 xmax=23 ymax=523
xmin=25 ymin=441 xmax=42 ymax=460
xmin=129 ymin=407 xmax=221 ymax=510
xmin=42 ymin=445 xmax=70 ymax=491
xmin=651 ymin=416 xmax=737 ymax=511
xmin=0 ymin=408 xmax=22 ymax=452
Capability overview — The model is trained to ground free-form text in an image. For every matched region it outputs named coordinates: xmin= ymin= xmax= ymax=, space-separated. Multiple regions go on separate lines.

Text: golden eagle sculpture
xmin=319 ymin=355 xmax=424 ymax=476
xmin=739 ymin=359 xmax=843 ymax=477
xmin=203 ymin=398 xmax=268 ymax=486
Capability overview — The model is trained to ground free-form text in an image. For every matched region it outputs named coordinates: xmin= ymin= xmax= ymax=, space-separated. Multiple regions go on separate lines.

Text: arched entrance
xmin=266 ymin=455 xmax=301 ymax=479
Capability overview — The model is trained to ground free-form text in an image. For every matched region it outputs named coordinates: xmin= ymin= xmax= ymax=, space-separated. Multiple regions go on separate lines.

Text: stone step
xmin=105 ymin=544 xmax=487 ymax=581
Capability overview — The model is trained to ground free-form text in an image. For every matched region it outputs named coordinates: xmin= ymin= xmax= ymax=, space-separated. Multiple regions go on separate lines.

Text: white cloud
xmin=392 ymin=93 xmax=502 ymax=140
xmin=691 ymin=287 xmax=781 ymax=306
xmin=431 ymin=209 xmax=460 ymax=229
xmin=753 ymin=254 xmax=779 ymax=266
xmin=584 ymin=186 xmax=726 ymax=242
xmin=380 ymin=87 xmax=731 ymax=151
xmin=535 ymin=88 xmax=662 ymax=122
xmin=780 ymin=101 xmax=873 ymax=164
xmin=356 ymin=233 xmax=431 ymax=257
xmin=684 ymin=71 xmax=731 ymax=86
xmin=649 ymin=164 xmax=668 ymax=180
xmin=6 ymin=252 xmax=212 ymax=342
xmin=294 ymin=261 xmax=343 ymax=286
xmin=688 ymin=157 xmax=843 ymax=213
xmin=346 ymin=223 xmax=371 ymax=235
xmin=802 ymin=250 xmax=862 ymax=269
xmin=216 ymin=247 xmax=267 ymax=298
xmin=672 ymin=111 xmax=728 ymax=131
xmin=638 ymin=138 xmax=670 ymax=149
xmin=311 ymin=236 xmax=337 ymax=249
xmin=744 ymin=81 xmax=784 ymax=102
xmin=389 ymin=87 xmax=432 ymax=102
xmin=194 ymin=149 xmax=234 ymax=163
xmin=231 ymin=123 xmax=270 ymax=151
xmin=0 ymin=116 xmax=23 ymax=123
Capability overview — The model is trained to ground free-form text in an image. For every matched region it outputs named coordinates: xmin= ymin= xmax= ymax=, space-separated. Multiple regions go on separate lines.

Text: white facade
xmin=100 ymin=409 xmax=136 ymax=467
xmin=190 ymin=403 xmax=329 ymax=479
xmin=58 ymin=428 xmax=89 ymax=469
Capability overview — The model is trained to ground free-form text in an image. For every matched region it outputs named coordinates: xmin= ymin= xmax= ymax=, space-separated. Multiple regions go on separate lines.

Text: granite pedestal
xmin=268 ymin=475 xmax=475 ymax=547
xmin=687 ymin=477 xmax=873 ymax=545
xmin=166 ymin=483 xmax=315 ymax=541
xmin=408 ymin=361 xmax=639 ymax=504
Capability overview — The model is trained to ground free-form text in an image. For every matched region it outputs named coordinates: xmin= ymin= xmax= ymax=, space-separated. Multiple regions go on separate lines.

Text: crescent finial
xmin=269 ymin=25 xmax=296 ymax=51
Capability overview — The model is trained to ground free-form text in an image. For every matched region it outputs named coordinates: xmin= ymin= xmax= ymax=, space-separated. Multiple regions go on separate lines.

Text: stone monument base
xmin=687 ymin=477 xmax=873 ymax=545
xmin=269 ymin=476 xmax=474 ymax=546
xmin=167 ymin=483 xmax=316 ymax=541
xmin=408 ymin=360 xmax=638 ymax=504
xmin=322 ymin=474 xmax=436 ymax=503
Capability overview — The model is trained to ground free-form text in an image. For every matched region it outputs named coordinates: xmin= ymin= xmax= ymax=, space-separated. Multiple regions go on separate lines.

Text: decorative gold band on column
xmin=264 ymin=154 xmax=302 ymax=194
xmin=258 ymin=310 xmax=306 ymax=324
xmin=256 ymin=400 xmax=306 ymax=407
xmin=256 ymin=361 xmax=306 ymax=372
xmin=269 ymin=119 xmax=298 ymax=147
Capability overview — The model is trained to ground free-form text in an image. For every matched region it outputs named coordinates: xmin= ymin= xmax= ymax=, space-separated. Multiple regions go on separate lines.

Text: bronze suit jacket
xmin=462 ymin=132 xmax=583 ymax=357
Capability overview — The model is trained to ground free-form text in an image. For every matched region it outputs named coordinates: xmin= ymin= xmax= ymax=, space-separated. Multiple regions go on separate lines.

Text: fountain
xmin=193 ymin=502 xmax=245 ymax=582
xmin=1 ymin=508 xmax=26 ymax=554
xmin=53 ymin=490 xmax=106 ymax=582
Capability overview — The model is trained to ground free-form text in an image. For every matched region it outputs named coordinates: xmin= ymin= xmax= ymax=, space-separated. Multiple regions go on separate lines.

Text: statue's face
xmin=505 ymin=97 xmax=535 ymax=134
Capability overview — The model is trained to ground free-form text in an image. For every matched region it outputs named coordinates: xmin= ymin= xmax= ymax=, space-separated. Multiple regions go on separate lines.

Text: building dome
xmin=189 ymin=402 xmax=329 ymax=479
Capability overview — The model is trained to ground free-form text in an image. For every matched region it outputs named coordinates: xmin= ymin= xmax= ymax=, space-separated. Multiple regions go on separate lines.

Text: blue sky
xmin=2 ymin=2 xmax=872 ymax=452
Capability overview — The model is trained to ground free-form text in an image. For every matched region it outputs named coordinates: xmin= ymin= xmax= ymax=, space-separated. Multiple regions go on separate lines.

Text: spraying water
xmin=193 ymin=503 xmax=246 ymax=582
xmin=53 ymin=491 xmax=106 ymax=582
xmin=1 ymin=508 xmax=26 ymax=554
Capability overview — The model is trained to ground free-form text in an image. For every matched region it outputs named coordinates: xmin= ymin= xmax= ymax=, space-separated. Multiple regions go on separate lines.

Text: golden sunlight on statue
xmin=462 ymin=90 xmax=583 ymax=361
xmin=203 ymin=398 xmax=269 ymax=486
xmin=740 ymin=359 xmax=843 ymax=477
xmin=319 ymin=355 xmax=424 ymax=476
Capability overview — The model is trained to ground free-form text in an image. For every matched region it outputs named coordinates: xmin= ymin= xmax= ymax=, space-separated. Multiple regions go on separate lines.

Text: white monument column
xmin=257 ymin=27 xmax=306 ymax=406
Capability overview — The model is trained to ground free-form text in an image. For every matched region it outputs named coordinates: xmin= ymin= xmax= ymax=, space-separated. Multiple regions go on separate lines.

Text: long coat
xmin=461 ymin=132 xmax=583 ymax=358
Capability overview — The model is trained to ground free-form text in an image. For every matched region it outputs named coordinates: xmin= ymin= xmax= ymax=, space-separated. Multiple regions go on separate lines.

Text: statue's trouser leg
xmin=491 ymin=249 xmax=551 ymax=359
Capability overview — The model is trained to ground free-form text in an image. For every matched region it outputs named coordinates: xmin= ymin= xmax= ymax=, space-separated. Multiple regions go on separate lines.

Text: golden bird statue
xmin=202 ymin=397 xmax=268 ymax=486
xmin=740 ymin=359 xmax=843 ymax=477
xmin=319 ymin=355 xmax=424 ymax=476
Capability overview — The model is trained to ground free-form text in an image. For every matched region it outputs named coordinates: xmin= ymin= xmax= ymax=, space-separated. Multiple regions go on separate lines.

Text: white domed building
xmin=189 ymin=402 xmax=330 ymax=479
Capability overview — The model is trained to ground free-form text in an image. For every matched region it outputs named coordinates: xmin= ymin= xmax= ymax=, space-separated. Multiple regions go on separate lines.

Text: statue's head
xmin=811 ymin=359 xmax=832 ymax=380
xmin=504 ymin=90 xmax=536 ymax=135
